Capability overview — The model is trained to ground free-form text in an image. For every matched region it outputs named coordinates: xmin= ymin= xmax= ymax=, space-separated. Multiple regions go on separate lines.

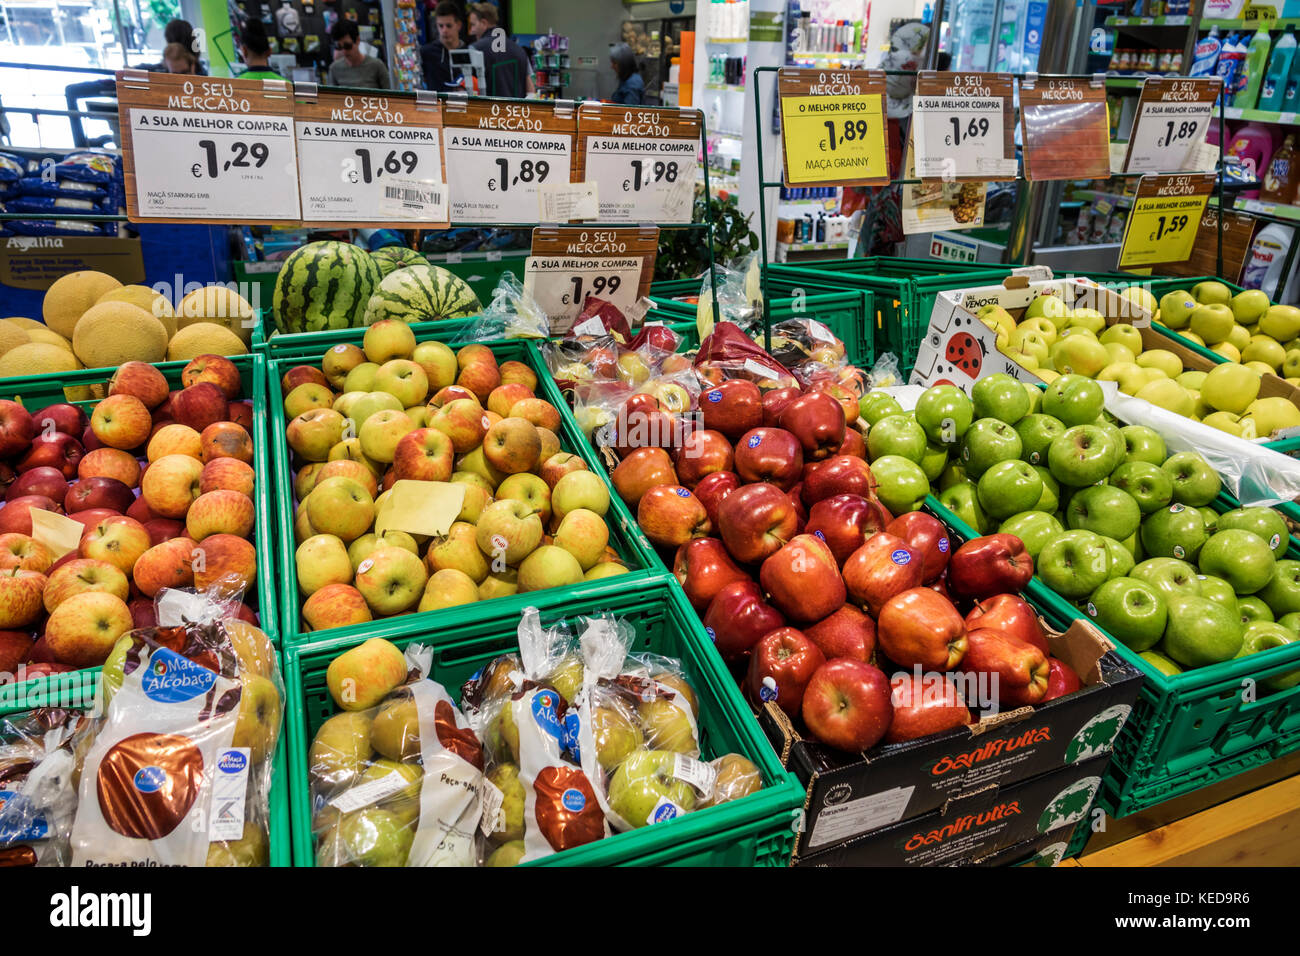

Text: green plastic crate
xmin=927 ymin=493 xmax=1300 ymax=818
xmin=283 ymin=575 xmax=804 ymax=866
xmin=267 ymin=338 xmax=659 ymax=646
xmin=0 ymin=353 xmax=280 ymax=708
xmin=0 ymin=665 xmax=291 ymax=867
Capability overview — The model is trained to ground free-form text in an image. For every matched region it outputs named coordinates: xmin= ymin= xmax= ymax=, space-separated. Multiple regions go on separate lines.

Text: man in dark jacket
xmin=420 ymin=1 xmax=467 ymax=91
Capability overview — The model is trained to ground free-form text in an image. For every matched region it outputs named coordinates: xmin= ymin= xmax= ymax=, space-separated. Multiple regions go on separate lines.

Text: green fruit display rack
xmin=266 ymin=336 xmax=661 ymax=646
xmin=284 ymin=576 xmax=806 ymax=866
xmin=926 ymin=494 xmax=1300 ymax=821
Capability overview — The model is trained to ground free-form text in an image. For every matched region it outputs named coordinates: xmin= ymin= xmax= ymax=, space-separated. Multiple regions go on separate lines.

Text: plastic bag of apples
xmin=450 ymin=271 xmax=549 ymax=344
xmin=0 ymin=707 xmax=87 ymax=867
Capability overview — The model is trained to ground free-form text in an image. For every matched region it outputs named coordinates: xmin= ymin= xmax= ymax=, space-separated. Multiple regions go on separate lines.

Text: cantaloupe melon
xmin=0 ymin=324 xmax=29 ymax=358
xmin=72 ymin=302 xmax=168 ymax=368
xmin=176 ymin=286 xmax=256 ymax=344
xmin=25 ymin=327 xmax=73 ymax=352
xmin=42 ymin=271 xmax=122 ymax=338
xmin=98 ymin=285 xmax=177 ymax=339
xmin=0 ymin=342 xmax=80 ymax=379
xmin=3 ymin=317 xmax=46 ymax=332
xmin=166 ymin=322 xmax=249 ymax=361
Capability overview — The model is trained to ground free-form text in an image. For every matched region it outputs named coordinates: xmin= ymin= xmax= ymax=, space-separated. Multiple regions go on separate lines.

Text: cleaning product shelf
xmin=704 ymin=83 xmax=746 ymax=92
xmin=1208 ymin=195 xmax=1300 ymax=222
xmin=1201 ymin=18 xmax=1300 ymax=30
xmin=1104 ymin=15 xmax=1191 ymax=26
xmin=1223 ymin=106 xmax=1299 ymax=125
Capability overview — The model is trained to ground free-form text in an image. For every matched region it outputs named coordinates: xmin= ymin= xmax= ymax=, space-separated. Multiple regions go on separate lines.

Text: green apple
xmin=1100 ymin=323 xmax=1145 ymax=356
xmin=1032 ymin=466 xmax=1060 ymax=512
xmin=1133 ymin=557 xmax=1202 ymax=601
xmin=938 ymin=460 xmax=968 ymax=491
xmin=318 ymin=808 xmax=413 ymax=867
xmin=1048 ymin=424 xmax=1115 ymax=487
xmin=959 ymin=418 xmax=1023 ymax=478
xmin=1051 ymin=335 xmax=1110 ymax=378
xmin=871 ymin=455 xmax=929 ymax=514
xmin=1038 ymin=529 xmax=1112 ymax=599
xmin=1140 ymin=649 xmax=1184 ymax=676
xmin=1158 ymin=290 xmax=1198 ymax=330
xmin=1195 ymin=574 xmax=1239 ymax=616
xmin=1066 ymin=308 xmax=1107 ymax=335
xmin=867 ymin=413 xmax=928 ymax=464
xmin=1020 ymin=316 xmax=1059 ymax=344
xmin=1280 ymin=611 xmax=1300 ymax=634
xmin=972 ymin=373 xmax=1031 ymax=425
xmin=998 ymin=510 xmax=1063 ymax=561
xmin=1162 ymin=595 xmax=1244 ymax=668
xmin=1009 ymin=328 xmax=1052 ymax=366
xmin=1237 ymin=595 xmax=1274 ymax=625
xmin=1140 ymin=503 xmax=1207 ymax=563
xmin=1014 ymin=414 xmax=1066 ymax=467
xmin=1067 ymin=485 xmax=1140 ymax=541
xmin=1217 ymin=507 xmax=1291 ymax=558
xmin=1023 ymin=294 xmax=1072 ymax=329
xmin=919 ymin=441 xmax=949 ymax=481
xmin=1236 ymin=623 xmax=1300 ymax=691
xmin=485 ymin=841 xmax=526 ymax=867
xmin=1109 ymin=461 xmax=1173 ymax=515
xmin=914 ymin=384 xmax=975 ymax=446
xmin=1199 ymin=528 xmax=1277 ymax=596
xmin=1160 ymin=452 xmax=1221 ymax=507
xmin=1087 ymin=576 xmax=1167 ymax=652
xmin=1023 ymin=383 xmax=1043 ymax=416
xmin=1260 ymin=304 xmax=1300 ymax=342
xmin=608 ymin=750 xmax=697 ymax=828
xmin=1042 ymin=374 xmax=1105 ymax=427
xmin=1230 ymin=289 xmax=1271 ymax=325
xmin=1199 ymin=507 xmax=1219 ymax=535
xmin=977 ymin=460 xmax=1044 ymax=521
xmin=1105 ymin=536 xmax=1135 ymax=579
xmin=1260 ymin=560 xmax=1300 ymax=617
xmin=1092 ymin=420 xmax=1127 ymax=474
xmin=937 ymin=481 xmax=988 ymax=534
xmin=859 ymin=392 xmax=904 ymax=427
xmin=1189 ymin=303 xmax=1235 ymax=345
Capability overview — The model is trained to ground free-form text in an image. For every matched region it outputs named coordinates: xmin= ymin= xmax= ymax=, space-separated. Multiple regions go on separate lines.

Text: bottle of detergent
xmin=1281 ymin=34 xmax=1300 ymax=111
xmin=1242 ymin=223 xmax=1298 ymax=303
xmin=1260 ymin=28 xmax=1297 ymax=111
xmin=1233 ymin=25 xmax=1272 ymax=109
xmin=1217 ymin=33 xmax=1246 ymax=104
xmin=1227 ymin=123 xmax=1276 ymax=198
xmin=1190 ymin=26 xmax=1223 ymax=77
xmin=1261 ymin=132 xmax=1297 ymax=205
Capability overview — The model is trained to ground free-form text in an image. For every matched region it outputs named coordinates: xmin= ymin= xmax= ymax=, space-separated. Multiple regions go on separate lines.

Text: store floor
xmin=1067 ymin=751 xmax=1300 ymax=866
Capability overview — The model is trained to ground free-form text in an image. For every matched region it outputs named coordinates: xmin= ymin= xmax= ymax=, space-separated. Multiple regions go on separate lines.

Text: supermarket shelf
xmin=423 ymin=249 xmax=528 ymax=263
xmin=1201 ymin=17 xmax=1300 ymax=29
xmin=704 ymin=83 xmax=746 ymax=92
xmin=778 ymin=240 xmax=849 ymax=252
xmin=1071 ymin=189 xmax=1134 ymax=208
xmin=1223 ymin=106 xmax=1299 ymax=125
xmin=1105 ymin=74 xmax=1181 ymax=87
xmin=1208 ymin=195 xmax=1300 ymax=222
xmin=1104 ymin=14 xmax=1190 ymax=25
xmin=707 ymin=36 xmax=750 ymax=43
xmin=787 ymin=51 xmax=869 ymax=60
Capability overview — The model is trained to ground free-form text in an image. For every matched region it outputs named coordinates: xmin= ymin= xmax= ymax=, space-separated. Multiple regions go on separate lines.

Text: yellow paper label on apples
xmin=30 ymin=508 xmax=86 ymax=559
xmin=375 ymin=480 xmax=465 ymax=538
xmin=1119 ymin=192 xmax=1207 ymax=267
xmin=696 ymin=292 xmax=714 ymax=343
xmin=780 ymin=95 xmax=888 ymax=185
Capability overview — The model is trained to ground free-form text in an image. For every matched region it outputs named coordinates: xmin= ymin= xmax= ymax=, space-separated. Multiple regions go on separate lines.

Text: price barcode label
xmin=379 ymin=179 xmax=448 ymax=219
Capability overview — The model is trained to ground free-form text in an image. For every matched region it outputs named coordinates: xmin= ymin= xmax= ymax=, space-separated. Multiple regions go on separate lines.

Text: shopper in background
xmin=609 ymin=43 xmax=644 ymax=105
xmin=237 ymin=20 xmax=283 ymax=80
xmin=420 ymin=0 xmax=467 ymax=91
xmin=162 ymin=42 xmax=198 ymax=74
xmin=327 ymin=19 xmax=391 ymax=89
xmin=164 ymin=19 xmax=208 ymax=74
xmin=467 ymin=2 xmax=534 ymax=98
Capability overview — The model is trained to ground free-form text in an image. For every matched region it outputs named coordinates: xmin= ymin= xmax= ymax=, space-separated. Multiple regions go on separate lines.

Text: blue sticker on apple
xmin=675 ymin=487 xmax=690 ymax=497
xmin=747 ymin=434 xmax=762 ymax=448
xmin=708 ymin=390 xmax=722 ymax=403
xmin=705 ymin=626 xmax=716 ymax=642
xmin=938 ymin=537 xmax=949 ymax=553
xmin=891 ymin=549 xmax=912 ymax=565
xmin=133 ymin=766 xmax=167 ymax=794
xmin=813 ymin=530 xmax=826 ymax=542
xmin=758 ymin=679 xmax=778 ymax=702
xmin=652 ymin=802 xmax=679 ymax=824
xmin=561 ymin=788 xmax=586 ymax=812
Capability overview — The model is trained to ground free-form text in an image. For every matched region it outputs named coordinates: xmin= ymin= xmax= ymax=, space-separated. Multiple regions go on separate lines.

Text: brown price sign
xmin=524 ymin=225 xmax=658 ymax=334
xmin=1122 ymin=77 xmax=1220 ymax=175
xmin=911 ymin=72 xmax=1017 ymax=182
xmin=574 ymin=104 xmax=700 ymax=224
xmin=293 ymin=85 xmax=447 ymax=228
xmin=1019 ymin=74 xmax=1111 ymax=182
xmin=441 ymin=96 xmax=576 ymax=224
xmin=777 ymin=68 xmax=890 ymax=187
xmin=116 ymin=71 xmax=301 ymax=223
xmin=1157 ymin=205 xmax=1257 ymax=282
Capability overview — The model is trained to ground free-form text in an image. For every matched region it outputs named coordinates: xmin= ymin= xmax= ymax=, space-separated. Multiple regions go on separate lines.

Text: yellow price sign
xmin=1118 ymin=173 xmax=1215 ymax=268
xmin=778 ymin=68 xmax=890 ymax=188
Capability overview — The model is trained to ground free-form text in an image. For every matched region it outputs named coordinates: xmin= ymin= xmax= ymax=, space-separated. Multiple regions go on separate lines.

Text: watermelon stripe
xmin=273 ymin=241 xmax=380 ymax=335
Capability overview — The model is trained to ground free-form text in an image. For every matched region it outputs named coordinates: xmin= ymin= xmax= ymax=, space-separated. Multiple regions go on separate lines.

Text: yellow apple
xmin=1260 ymin=305 xmax=1300 ymax=342
xmin=1246 ymin=360 xmax=1277 ymax=377
xmin=1017 ymin=316 xmax=1059 ymax=345
xmin=1104 ymin=342 xmax=1138 ymax=365
xmin=1242 ymin=335 xmax=1286 ymax=371
xmin=1201 ymin=363 xmax=1261 ymax=414
xmin=1226 ymin=324 xmax=1252 ymax=353
xmin=1066 ymin=308 xmax=1107 ymax=335
xmin=1242 ymin=397 xmax=1300 ymax=437
xmin=1201 ymin=411 xmax=1244 ymax=436
xmin=1180 ymin=331 xmax=1206 ymax=347
xmin=1099 ymin=323 xmax=1144 ymax=356
xmin=1136 ymin=349 xmax=1183 ymax=380
xmin=1210 ymin=341 xmax=1241 ymax=362
xmin=1176 ymin=370 xmax=1207 ymax=390
xmin=1051 ymin=336 xmax=1110 ymax=377
xmin=1190 ymin=303 xmax=1235 ymax=345
xmin=1135 ymin=379 xmax=1194 ymax=417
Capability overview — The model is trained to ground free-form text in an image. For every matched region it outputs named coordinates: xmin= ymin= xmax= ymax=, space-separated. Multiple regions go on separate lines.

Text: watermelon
xmin=362 ymin=263 xmax=482 ymax=326
xmin=273 ymin=241 xmax=381 ymax=334
xmin=371 ymin=245 xmax=426 ymax=277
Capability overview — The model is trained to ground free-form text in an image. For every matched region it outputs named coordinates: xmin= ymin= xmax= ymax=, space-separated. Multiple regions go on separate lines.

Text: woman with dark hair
xmin=609 ymin=43 xmax=644 ymax=105
xmin=237 ymin=20 xmax=281 ymax=80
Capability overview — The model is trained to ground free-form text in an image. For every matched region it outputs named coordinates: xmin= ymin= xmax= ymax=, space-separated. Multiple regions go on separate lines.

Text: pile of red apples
xmin=0 ymin=355 xmax=261 ymax=682
xmin=609 ymin=377 xmax=1084 ymax=753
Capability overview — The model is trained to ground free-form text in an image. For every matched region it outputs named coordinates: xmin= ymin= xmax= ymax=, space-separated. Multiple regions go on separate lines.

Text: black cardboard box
xmin=760 ymin=616 xmax=1142 ymax=859
xmin=973 ymin=824 xmax=1081 ymax=867
xmin=792 ymin=753 xmax=1109 ymax=866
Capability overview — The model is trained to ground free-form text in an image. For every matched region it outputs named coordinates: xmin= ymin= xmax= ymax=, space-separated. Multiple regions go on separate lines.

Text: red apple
xmin=78 ymin=448 xmax=141 ymax=488
xmin=6 ymin=466 xmax=69 ymax=506
xmin=700 ymin=379 xmax=762 ymax=441
xmin=0 ymin=401 xmax=35 ymax=459
xmin=761 ymin=387 xmax=802 ymax=427
xmin=673 ymin=429 xmax=734 ymax=489
xmin=838 ymin=427 xmax=867 ymax=459
xmin=199 ymin=421 xmax=254 ymax=465
xmin=759 ymin=533 xmax=845 ymax=624
xmin=0 ymin=568 xmax=46 ymax=629
xmin=810 ymin=381 xmax=860 ymax=426
xmin=964 ymin=593 xmax=1049 ymax=656
xmin=182 ymin=354 xmax=241 ymax=399
xmin=392 ymin=428 xmax=454 ymax=483
xmin=637 ymin=485 xmax=710 ymax=549
xmin=746 ymin=627 xmax=825 ymax=717
xmin=947 ymin=534 xmax=1034 ymax=600
xmin=703 ymin=580 xmax=785 ymax=662
xmin=228 ymin=402 xmax=254 ymax=433
xmin=1043 ymin=657 xmax=1082 ymax=702
xmin=780 ymin=390 xmax=846 ymax=462
xmin=801 ymin=455 xmax=877 ymax=507
xmin=90 ymin=394 xmax=153 ymax=450
xmin=884 ymin=672 xmax=971 ymax=744
xmin=610 ymin=447 xmax=677 ymax=509
xmin=614 ymin=408 xmax=681 ymax=456
xmin=716 ymin=482 xmax=799 ymax=565
xmin=692 ymin=470 xmax=739 ymax=529
xmin=109 ymin=361 xmax=170 ymax=409
xmin=877 ymin=587 xmax=968 ymax=670
xmin=126 ymin=496 xmax=156 ymax=523
xmin=31 ymin=404 xmax=85 ymax=437
xmin=734 ymin=427 xmax=803 ymax=490
xmin=129 ymin=596 xmax=158 ymax=629
xmin=963 ymin=627 xmax=1049 ymax=706
xmin=0 ymin=495 xmax=63 ymax=536
xmin=170 ymin=382 xmax=228 ymax=432
xmin=803 ymin=604 xmax=876 ymax=662
xmin=886 ymin=512 xmax=952 ymax=585
xmin=142 ymin=518 xmax=187 ymax=546
xmin=805 ymin=494 xmax=893 ymax=566
xmin=842 ymin=532 xmax=923 ymax=616
xmin=673 ymin=538 xmax=750 ymax=612
xmin=801 ymin=658 xmax=893 ymax=752
xmin=281 ymin=364 xmax=329 ymax=396
xmin=66 ymin=508 xmax=119 ymax=535
xmin=17 ymin=432 xmax=83 ymax=479
xmin=16 ymin=662 xmax=75 ymax=681
xmin=65 ymin=476 xmax=135 ymax=514
xmin=0 ymin=630 xmax=34 ymax=674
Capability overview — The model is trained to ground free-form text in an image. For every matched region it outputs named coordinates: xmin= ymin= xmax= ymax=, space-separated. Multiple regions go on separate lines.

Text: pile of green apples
xmin=862 ymin=374 xmax=1300 ymax=683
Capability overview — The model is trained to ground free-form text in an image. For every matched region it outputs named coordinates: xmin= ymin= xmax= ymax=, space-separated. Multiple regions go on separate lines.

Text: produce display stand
xmin=284 ymin=576 xmax=806 ymax=867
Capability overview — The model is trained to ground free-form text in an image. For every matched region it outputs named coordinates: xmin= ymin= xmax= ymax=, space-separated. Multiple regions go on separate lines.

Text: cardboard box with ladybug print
xmin=907 ymin=272 xmax=1153 ymax=390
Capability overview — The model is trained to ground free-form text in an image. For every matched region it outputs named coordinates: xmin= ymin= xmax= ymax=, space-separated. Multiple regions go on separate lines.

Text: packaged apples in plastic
xmin=310 ymin=639 xmax=486 ymax=867
xmin=759 ymin=317 xmax=856 ymax=390
xmin=694 ymin=321 xmax=800 ymax=391
xmin=0 ymin=707 xmax=88 ymax=866
xmin=64 ymin=579 xmax=284 ymax=867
